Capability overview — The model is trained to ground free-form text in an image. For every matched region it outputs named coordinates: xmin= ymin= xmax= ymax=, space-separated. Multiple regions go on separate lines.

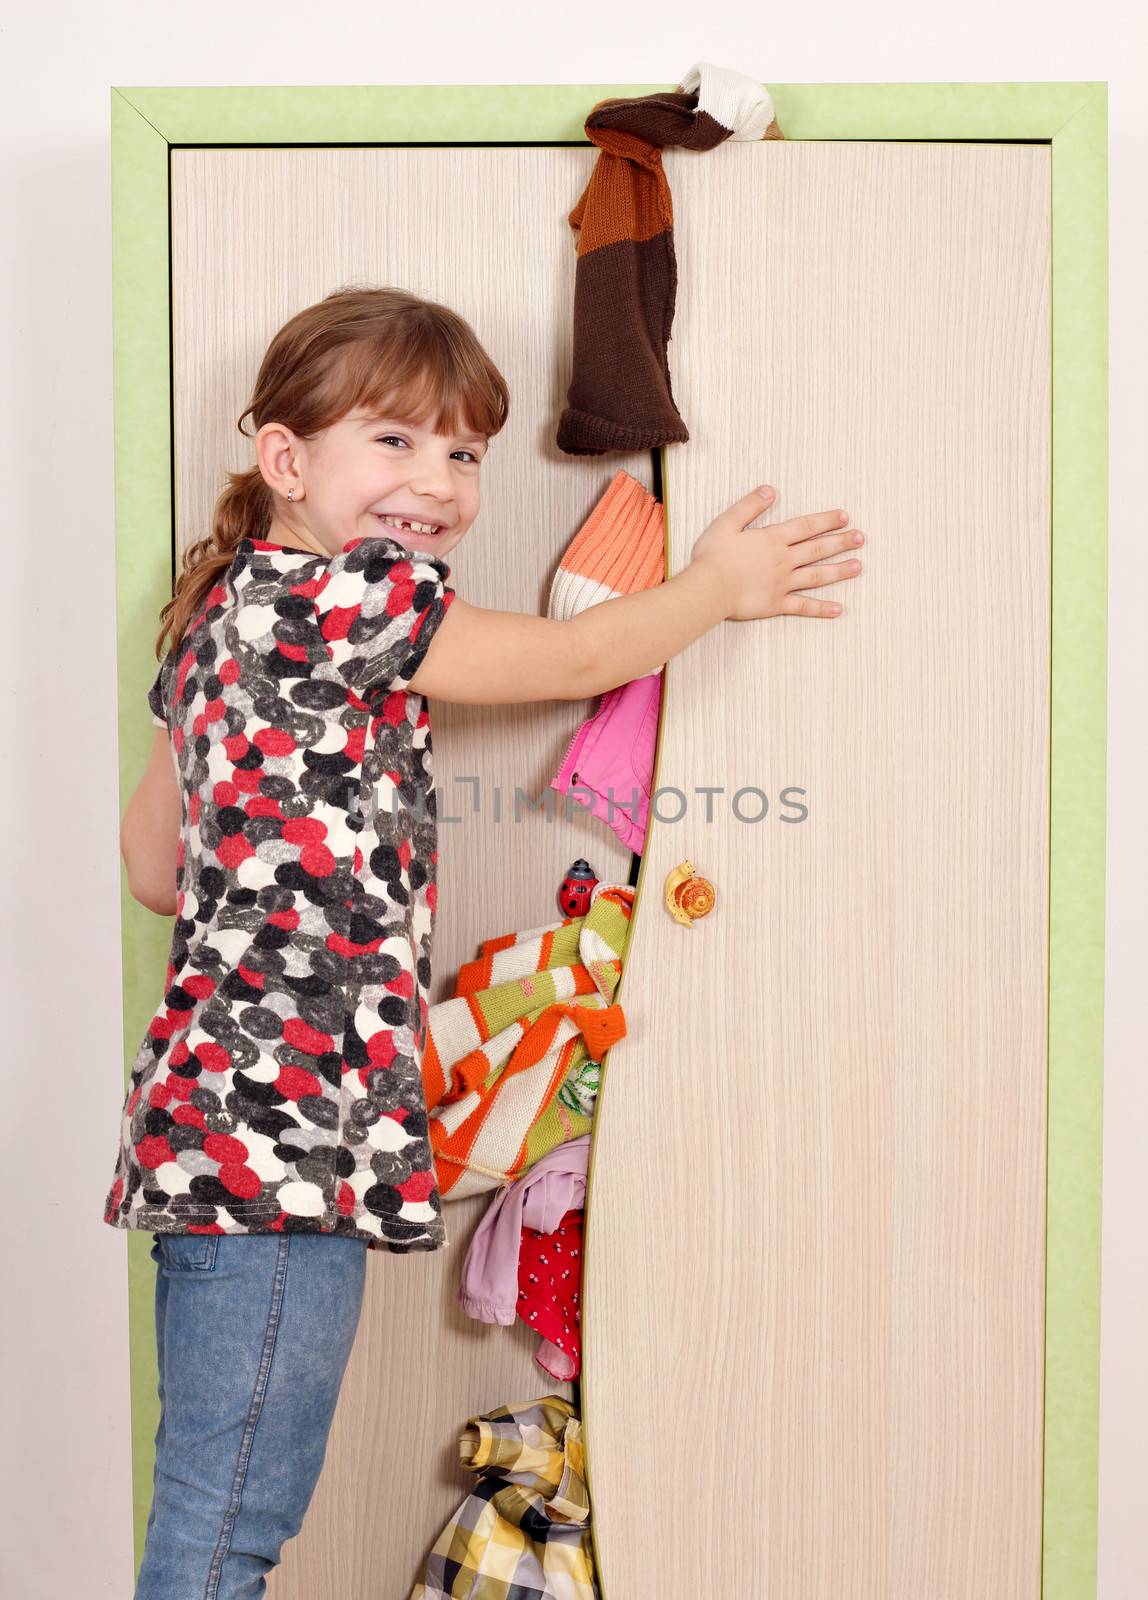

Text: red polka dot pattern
xmin=103 ymin=533 xmax=457 ymax=1253
xmin=517 ymin=1207 xmax=584 ymax=1378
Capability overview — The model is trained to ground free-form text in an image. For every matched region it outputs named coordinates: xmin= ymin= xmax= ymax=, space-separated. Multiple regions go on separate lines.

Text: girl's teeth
xmin=378 ymin=515 xmax=438 ymax=533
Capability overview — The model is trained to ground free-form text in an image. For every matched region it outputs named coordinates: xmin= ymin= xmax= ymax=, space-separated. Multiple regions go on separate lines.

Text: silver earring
xmin=287 ymin=488 xmax=295 ymax=502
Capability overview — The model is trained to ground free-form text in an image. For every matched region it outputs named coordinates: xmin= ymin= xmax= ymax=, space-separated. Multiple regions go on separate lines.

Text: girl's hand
xmin=690 ymin=486 xmax=864 ymax=620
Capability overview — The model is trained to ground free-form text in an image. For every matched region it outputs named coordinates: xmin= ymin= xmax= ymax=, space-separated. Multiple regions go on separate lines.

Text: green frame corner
xmin=111 ymin=81 xmax=1107 ymax=1593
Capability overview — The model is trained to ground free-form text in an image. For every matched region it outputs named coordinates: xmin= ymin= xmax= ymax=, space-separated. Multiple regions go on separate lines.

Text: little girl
xmin=106 ymin=285 xmax=863 ymax=1597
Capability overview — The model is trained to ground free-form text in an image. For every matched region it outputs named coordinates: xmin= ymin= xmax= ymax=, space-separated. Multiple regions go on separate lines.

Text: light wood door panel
xmin=171 ymin=146 xmax=639 ymax=1598
xmin=172 ymin=136 xmax=1051 ymax=1597
xmin=582 ymin=142 xmax=1050 ymax=1599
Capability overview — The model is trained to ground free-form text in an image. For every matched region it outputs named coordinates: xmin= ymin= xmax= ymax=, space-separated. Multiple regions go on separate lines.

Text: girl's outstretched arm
xmin=121 ymin=726 xmax=180 ymax=916
xmin=408 ymin=487 xmax=862 ymax=707
xmin=407 ymin=557 xmax=730 ymax=707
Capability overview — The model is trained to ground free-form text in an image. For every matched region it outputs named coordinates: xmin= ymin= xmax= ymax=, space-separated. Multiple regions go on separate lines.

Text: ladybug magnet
xmin=558 ymin=858 xmax=599 ymax=917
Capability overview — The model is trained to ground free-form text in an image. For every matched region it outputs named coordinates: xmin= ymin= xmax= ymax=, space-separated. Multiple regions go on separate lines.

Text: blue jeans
xmin=134 ymin=1231 xmax=368 ymax=1600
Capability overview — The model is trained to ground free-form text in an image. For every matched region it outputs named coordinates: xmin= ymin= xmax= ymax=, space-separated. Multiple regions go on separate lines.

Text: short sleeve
xmin=316 ymin=539 xmax=456 ymax=695
xmin=146 ymin=650 xmax=173 ymax=729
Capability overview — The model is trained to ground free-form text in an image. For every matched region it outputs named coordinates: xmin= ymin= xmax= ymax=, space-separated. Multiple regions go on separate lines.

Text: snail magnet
xmin=663 ymin=859 xmax=716 ymax=928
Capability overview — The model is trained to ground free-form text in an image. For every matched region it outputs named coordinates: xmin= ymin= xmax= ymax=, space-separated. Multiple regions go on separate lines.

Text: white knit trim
xmin=676 ymin=60 xmax=776 ymax=141
xmin=547 ymin=570 xmax=621 ymax=623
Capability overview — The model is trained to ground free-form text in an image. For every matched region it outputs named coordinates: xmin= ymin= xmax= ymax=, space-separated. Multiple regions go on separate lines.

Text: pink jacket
xmin=548 ymin=669 xmax=662 ymax=855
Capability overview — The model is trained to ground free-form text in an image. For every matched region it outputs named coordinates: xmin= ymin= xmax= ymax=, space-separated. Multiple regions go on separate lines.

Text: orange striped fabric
xmin=546 ymin=469 xmax=666 ymax=626
xmin=421 ymin=886 xmax=634 ymax=1200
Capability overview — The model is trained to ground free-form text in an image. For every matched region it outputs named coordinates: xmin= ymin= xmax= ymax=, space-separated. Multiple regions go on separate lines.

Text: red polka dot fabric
xmin=517 ymin=1207 xmax=584 ymax=1378
xmin=103 ymin=533 xmax=457 ymax=1253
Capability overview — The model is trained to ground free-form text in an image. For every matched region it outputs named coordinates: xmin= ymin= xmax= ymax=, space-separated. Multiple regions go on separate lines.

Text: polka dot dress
xmin=103 ymin=532 xmax=456 ymax=1253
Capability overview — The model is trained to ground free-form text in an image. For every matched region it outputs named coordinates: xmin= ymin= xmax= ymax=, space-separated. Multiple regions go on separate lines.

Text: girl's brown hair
xmin=155 ymin=285 xmax=510 ymax=658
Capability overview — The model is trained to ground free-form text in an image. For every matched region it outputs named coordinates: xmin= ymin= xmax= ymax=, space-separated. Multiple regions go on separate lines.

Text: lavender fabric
xmin=457 ymin=1136 xmax=592 ymax=1326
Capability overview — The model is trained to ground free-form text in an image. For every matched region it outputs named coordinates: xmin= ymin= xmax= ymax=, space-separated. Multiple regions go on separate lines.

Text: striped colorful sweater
xmin=421 ymin=883 xmax=634 ymax=1200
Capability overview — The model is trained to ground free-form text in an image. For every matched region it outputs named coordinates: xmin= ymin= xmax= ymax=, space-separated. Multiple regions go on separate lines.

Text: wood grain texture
xmin=171 ymin=147 xmax=641 ymax=1597
xmin=581 ymin=142 xmax=1051 ymax=1599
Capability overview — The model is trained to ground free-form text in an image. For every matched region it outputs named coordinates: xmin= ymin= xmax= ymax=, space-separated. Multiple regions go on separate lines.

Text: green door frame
xmin=111 ymin=81 xmax=1107 ymax=1594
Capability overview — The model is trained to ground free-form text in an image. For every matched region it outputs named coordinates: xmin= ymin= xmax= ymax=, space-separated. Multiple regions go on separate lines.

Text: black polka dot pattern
xmin=103 ymin=533 xmax=456 ymax=1253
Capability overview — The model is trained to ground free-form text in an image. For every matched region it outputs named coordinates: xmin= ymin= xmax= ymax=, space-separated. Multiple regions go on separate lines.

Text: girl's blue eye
xmin=375 ymin=434 xmax=480 ymax=463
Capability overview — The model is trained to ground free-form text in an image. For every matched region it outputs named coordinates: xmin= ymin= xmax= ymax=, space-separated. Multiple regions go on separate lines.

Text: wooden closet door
xmin=582 ymin=142 xmax=1050 ymax=1598
xmin=170 ymin=147 xmax=641 ymax=1597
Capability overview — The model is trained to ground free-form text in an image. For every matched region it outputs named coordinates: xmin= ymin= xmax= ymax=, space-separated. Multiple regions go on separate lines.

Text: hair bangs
xmin=321 ymin=322 xmax=504 ymax=442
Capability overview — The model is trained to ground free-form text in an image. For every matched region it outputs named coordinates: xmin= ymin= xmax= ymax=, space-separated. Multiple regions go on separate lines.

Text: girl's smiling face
xmin=255 ymin=405 xmax=487 ymax=561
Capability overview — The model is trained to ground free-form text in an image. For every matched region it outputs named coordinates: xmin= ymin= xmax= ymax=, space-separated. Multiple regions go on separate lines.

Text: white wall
xmin=1 ymin=5 xmax=1142 ymax=1596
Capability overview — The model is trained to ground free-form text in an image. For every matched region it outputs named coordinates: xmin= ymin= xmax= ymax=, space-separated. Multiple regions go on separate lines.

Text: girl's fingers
xmin=786 ymin=509 xmax=853 ymax=544
xmin=791 ymin=528 xmax=863 ymax=568
xmin=789 ymin=558 xmax=862 ymax=589
xmin=779 ymin=592 xmax=845 ymax=618
xmin=735 ymin=486 xmax=777 ymax=525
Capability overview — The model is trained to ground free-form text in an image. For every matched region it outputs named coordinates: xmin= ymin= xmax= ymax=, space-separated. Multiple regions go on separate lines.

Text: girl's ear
xmin=254 ymin=421 xmax=303 ymax=500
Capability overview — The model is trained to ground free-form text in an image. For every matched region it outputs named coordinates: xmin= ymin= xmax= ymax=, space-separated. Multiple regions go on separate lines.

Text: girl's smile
xmin=369 ymin=511 xmax=449 ymax=543
xmin=256 ymin=407 xmax=486 ymax=561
